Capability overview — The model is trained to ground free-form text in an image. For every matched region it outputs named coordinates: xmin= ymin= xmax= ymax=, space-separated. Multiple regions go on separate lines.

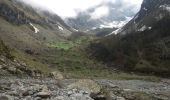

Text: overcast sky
xmin=20 ymin=0 xmax=143 ymax=18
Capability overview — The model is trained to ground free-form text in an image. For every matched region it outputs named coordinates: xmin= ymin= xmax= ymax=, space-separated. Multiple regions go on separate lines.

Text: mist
xmin=19 ymin=0 xmax=143 ymax=18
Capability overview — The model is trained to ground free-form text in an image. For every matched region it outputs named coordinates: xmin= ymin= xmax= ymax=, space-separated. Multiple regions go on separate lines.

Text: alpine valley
xmin=0 ymin=0 xmax=170 ymax=100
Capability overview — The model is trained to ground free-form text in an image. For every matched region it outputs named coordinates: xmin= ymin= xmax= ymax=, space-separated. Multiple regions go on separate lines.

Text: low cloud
xmin=19 ymin=0 xmax=143 ymax=18
xmin=90 ymin=6 xmax=109 ymax=19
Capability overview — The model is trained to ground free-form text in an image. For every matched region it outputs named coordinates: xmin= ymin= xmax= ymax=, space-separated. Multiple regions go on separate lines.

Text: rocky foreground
xmin=0 ymin=77 xmax=170 ymax=100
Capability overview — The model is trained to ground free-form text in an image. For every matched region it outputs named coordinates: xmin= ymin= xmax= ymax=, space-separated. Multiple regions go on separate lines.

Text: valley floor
xmin=0 ymin=77 xmax=170 ymax=100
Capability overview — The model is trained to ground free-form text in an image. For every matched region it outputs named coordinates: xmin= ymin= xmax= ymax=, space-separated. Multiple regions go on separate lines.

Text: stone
xmin=90 ymin=92 xmax=106 ymax=100
xmin=22 ymin=90 xmax=31 ymax=96
xmin=68 ymin=91 xmax=73 ymax=96
xmin=0 ymin=58 xmax=5 ymax=62
xmin=55 ymin=96 xmax=65 ymax=100
xmin=25 ymin=96 xmax=32 ymax=100
xmin=49 ymin=71 xmax=64 ymax=80
xmin=68 ymin=79 xmax=101 ymax=94
xmin=36 ymin=91 xmax=51 ymax=98
xmin=0 ymin=65 xmax=2 ymax=69
xmin=117 ymin=96 xmax=126 ymax=100
xmin=36 ymin=86 xmax=51 ymax=98
xmin=0 ymin=95 xmax=12 ymax=100
xmin=106 ymin=92 xmax=117 ymax=100
xmin=70 ymin=93 xmax=93 ymax=100
xmin=7 ymin=67 xmax=17 ymax=74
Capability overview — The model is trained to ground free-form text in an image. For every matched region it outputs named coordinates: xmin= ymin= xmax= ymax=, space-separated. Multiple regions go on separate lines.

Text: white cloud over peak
xmin=90 ymin=6 xmax=109 ymax=19
xmin=20 ymin=0 xmax=143 ymax=18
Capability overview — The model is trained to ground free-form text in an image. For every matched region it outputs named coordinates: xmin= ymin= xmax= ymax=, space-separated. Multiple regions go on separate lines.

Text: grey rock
xmin=36 ymin=91 xmax=51 ymax=98
xmin=54 ymin=96 xmax=65 ymax=100
xmin=0 ymin=94 xmax=12 ymax=100
xmin=117 ymin=96 xmax=126 ymax=100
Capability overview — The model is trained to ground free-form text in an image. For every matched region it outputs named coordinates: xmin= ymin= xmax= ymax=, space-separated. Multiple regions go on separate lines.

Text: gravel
xmin=0 ymin=77 xmax=170 ymax=100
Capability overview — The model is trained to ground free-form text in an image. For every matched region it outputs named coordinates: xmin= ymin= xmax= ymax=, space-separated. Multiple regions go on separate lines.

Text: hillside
xmin=0 ymin=0 xmax=74 ymax=51
xmin=0 ymin=0 xmax=121 ymax=78
xmin=88 ymin=0 xmax=170 ymax=77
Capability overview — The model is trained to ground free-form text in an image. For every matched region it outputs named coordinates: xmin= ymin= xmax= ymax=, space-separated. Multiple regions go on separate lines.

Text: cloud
xmin=19 ymin=0 xmax=143 ymax=18
xmin=90 ymin=6 xmax=109 ymax=19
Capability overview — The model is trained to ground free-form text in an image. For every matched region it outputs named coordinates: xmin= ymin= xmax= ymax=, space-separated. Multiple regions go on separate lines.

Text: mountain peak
xmin=116 ymin=0 xmax=170 ymax=35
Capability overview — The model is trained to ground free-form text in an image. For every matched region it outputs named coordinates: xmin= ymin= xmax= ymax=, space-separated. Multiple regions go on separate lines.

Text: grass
xmin=65 ymin=70 xmax=160 ymax=82
xmin=46 ymin=36 xmax=93 ymax=50
xmin=47 ymin=41 xmax=74 ymax=50
xmin=12 ymin=50 xmax=52 ymax=75
xmin=0 ymin=15 xmax=162 ymax=81
xmin=39 ymin=38 xmax=161 ymax=82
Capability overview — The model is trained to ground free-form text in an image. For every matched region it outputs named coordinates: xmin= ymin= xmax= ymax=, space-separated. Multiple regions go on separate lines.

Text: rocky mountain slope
xmin=0 ymin=0 xmax=75 ymax=51
xmin=88 ymin=0 xmax=170 ymax=77
xmin=0 ymin=0 xmax=81 ymax=76
xmin=0 ymin=0 xmax=117 ymax=78
xmin=118 ymin=0 xmax=170 ymax=35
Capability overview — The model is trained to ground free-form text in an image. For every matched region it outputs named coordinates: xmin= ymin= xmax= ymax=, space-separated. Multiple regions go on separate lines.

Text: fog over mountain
xmin=19 ymin=0 xmax=142 ymax=18
xmin=17 ymin=0 xmax=142 ymax=31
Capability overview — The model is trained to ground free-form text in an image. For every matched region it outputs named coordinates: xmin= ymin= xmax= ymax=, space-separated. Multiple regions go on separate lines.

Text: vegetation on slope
xmin=0 ymin=39 xmax=14 ymax=60
xmin=88 ymin=17 xmax=170 ymax=77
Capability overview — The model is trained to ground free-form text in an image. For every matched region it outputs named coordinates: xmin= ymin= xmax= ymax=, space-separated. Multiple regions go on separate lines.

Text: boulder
xmin=49 ymin=71 xmax=64 ymax=80
xmin=36 ymin=86 xmax=51 ymax=98
xmin=68 ymin=79 xmax=101 ymax=94
xmin=117 ymin=96 xmax=126 ymax=100
xmin=36 ymin=91 xmax=51 ymax=98
xmin=7 ymin=67 xmax=16 ymax=74
xmin=0 ymin=95 xmax=12 ymax=100
xmin=54 ymin=96 xmax=65 ymax=100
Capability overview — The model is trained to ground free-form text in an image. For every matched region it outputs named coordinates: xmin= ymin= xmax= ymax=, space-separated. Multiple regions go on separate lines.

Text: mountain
xmin=0 ymin=0 xmax=110 ymax=78
xmin=0 ymin=0 xmax=79 ymax=76
xmin=87 ymin=0 xmax=170 ymax=77
xmin=0 ymin=0 xmax=76 ymax=51
xmin=65 ymin=2 xmax=135 ymax=31
xmin=116 ymin=0 xmax=170 ymax=35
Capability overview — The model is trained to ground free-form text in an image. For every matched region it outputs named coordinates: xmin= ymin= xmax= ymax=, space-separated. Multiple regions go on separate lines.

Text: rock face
xmin=120 ymin=0 xmax=170 ymax=34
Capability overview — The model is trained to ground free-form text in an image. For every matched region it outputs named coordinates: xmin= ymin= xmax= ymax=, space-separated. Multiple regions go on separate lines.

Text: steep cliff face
xmin=119 ymin=0 xmax=170 ymax=35
xmin=88 ymin=0 xmax=170 ymax=77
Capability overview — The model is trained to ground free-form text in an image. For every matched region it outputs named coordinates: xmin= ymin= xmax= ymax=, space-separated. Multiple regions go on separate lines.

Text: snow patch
xmin=58 ymin=26 xmax=64 ymax=31
xmin=106 ymin=28 xmax=122 ymax=36
xmin=134 ymin=14 xmax=139 ymax=24
xmin=92 ymin=27 xmax=97 ymax=30
xmin=143 ymin=7 xmax=147 ymax=11
xmin=138 ymin=25 xmax=147 ymax=32
xmin=98 ymin=16 xmax=132 ymax=29
xmin=148 ymin=27 xmax=152 ymax=30
xmin=99 ymin=24 xmax=114 ymax=28
xmin=29 ymin=23 xmax=39 ymax=33
xmin=138 ymin=25 xmax=152 ymax=32
xmin=160 ymin=4 xmax=170 ymax=12
xmin=72 ymin=28 xmax=79 ymax=32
